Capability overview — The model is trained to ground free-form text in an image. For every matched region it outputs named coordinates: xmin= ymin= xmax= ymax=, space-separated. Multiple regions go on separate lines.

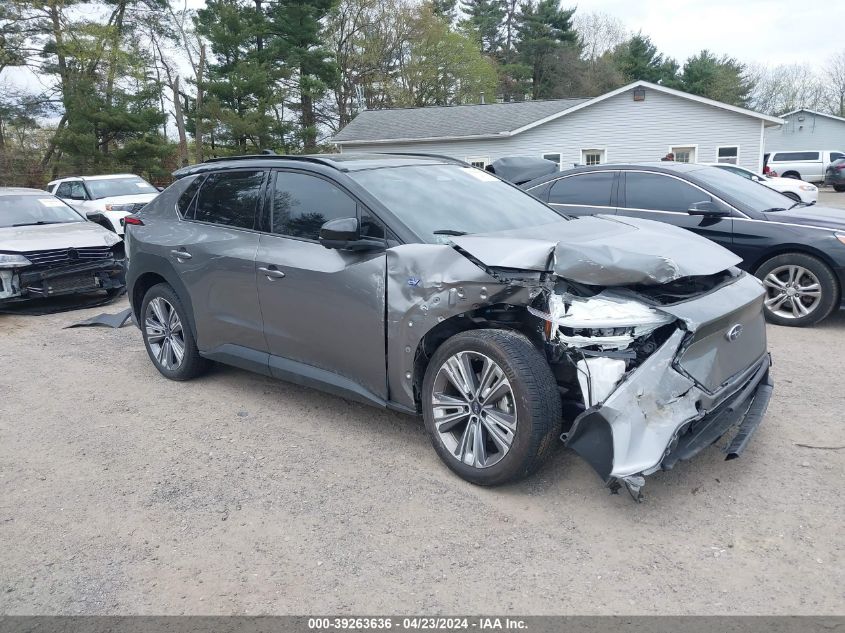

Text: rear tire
xmin=421 ymin=329 xmax=562 ymax=486
xmin=834 ymin=185 xmax=845 ymax=192
xmin=782 ymin=191 xmax=801 ymax=202
xmin=782 ymin=171 xmax=801 ymax=180
xmin=141 ymin=283 xmax=209 ymax=380
xmin=755 ymin=253 xmax=839 ymax=327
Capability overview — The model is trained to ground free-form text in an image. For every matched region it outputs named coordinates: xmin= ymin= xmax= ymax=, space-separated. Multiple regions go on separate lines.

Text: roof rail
xmin=203 ymin=153 xmax=336 ymax=167
xmin=376 ymin=152 xmax=467 ymax=165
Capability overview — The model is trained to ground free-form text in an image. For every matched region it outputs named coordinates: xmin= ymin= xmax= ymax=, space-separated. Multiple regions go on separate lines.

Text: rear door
xmin=544 ymin=171 xmax=618 ymax=216
xmin=255 ymin=170 xmax=389 ymax=400
xmin=618 ymin=171 xmax=734 ymax=250
xmin=175 ymin=169 xmax=267 ymax=354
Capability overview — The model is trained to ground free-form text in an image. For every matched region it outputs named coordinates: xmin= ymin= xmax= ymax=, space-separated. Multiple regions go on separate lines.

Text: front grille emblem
xmin=726 ymin=324 xmax=743 ymax=342
xmin=67 ymin=248 xmax=79 ymax=261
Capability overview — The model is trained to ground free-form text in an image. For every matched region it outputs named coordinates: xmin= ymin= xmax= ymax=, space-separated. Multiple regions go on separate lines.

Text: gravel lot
xmin=1 ymin=295 xmax=843 ymax=616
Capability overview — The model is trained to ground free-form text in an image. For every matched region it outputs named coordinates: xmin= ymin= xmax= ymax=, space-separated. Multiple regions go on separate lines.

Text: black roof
xmin=172 ymin=152 xmax=464 ymax=178
xmin=523 ymin=161 xmax=711 ymax=188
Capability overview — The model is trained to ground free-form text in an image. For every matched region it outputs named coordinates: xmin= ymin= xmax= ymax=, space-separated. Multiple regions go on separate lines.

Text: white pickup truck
xmin=765 ymin=150 xmax=845 ymax=183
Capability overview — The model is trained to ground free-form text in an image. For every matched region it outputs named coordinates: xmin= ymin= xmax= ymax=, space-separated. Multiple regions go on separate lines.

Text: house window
xmin=717 ymin=146 xmax=739 ymax=165
xmin=542 ymin=153 xmax=562 ymax=169
xmin=581 ymin=149 xmax=605 ymax=166
xmin=466 ymin=156 xmax=490 ymax=169
xmin=671 ymin=146 xmax=696 ymax=163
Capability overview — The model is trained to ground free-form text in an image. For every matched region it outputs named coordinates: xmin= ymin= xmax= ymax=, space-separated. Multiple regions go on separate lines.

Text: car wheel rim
xmin=145 ymin=297 xmax=186 ymax=370
xmin=762 ymin=265 xmax=822 ymax=319
xmin=430 ymin=351 xmax=517 ymax=469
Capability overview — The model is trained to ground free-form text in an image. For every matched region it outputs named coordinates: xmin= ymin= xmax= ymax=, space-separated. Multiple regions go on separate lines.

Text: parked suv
xmin=125 ymin=153 xmax=772 ymax=497
xmin=523 ymin=163 xmax=845 ymax=327
xmin=47 ymin=174 xmax=160 ymax=235
xmin=764 ymin=150 xmax=845 ymax=183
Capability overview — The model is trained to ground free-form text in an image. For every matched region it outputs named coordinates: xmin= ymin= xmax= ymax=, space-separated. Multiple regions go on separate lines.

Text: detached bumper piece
xmin=13 ymin=259 xmax=125 ymax=301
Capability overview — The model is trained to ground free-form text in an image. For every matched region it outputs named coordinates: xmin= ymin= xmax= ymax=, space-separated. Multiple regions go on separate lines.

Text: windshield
xmin=350 ymin=164 xmax=564 ymax=243
xmin=85 ymin=177 xmax=157 ymax=199
xmin=692 ymin=165 xmax=796 ymax=211
xmin=0 ymin=195 xmax=84 ymax=228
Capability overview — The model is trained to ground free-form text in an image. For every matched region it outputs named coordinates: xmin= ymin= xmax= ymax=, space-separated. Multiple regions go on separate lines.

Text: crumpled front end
xmin=531 ymin=272 xmax=772 ymax=499
xmin=0 ymin=243 xmax=126 ymax=304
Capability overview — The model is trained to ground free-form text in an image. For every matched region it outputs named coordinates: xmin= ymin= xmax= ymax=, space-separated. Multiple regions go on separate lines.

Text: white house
xmin=765 ymin=108 xmax=845 ymax=153
xmin=332 ymin=81 xmax=783 ymax=173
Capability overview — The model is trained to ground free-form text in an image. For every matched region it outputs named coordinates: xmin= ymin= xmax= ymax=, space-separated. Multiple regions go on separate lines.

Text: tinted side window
xmin=194 ymin=171 xmax=264 ymax=229
xmin=56 ymin=181 xmax=85 ymax=199
xmin=830 ymin=152 xmax=845 ymax=161
xmin=773 ymin=151 xmax=820 ymax=161
xmin=177 ymin=175 xmax=205 ymax=218
xmin=548 ymin=172 xmax=615 ymax=206
xmin=624 ymin=172 xmax=712 ymax=212
xmin=272 ymin=172 xmax=357 ymax=240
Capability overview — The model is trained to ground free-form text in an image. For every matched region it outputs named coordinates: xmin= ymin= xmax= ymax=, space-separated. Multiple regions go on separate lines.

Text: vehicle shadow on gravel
xmin=199 ymin=354 xmax=764 ymax=512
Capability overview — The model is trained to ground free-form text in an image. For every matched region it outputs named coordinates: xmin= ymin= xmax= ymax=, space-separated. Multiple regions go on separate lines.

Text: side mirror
xmin=687 ymin=201 xmax=730 ymax=217
xmin=319 ymin=217 xmax=383 ymax=251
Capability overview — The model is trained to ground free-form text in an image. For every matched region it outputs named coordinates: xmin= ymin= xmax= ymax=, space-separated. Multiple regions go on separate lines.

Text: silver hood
xmin=0 ymin=221 xmax=121 ymax=252
xmin=450 ymin=215 xmax=741 ymax=286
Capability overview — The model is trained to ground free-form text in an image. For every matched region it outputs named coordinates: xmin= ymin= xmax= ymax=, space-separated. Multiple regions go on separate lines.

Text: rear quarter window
xmin=177 ymin=175 xmax=205 ymax=218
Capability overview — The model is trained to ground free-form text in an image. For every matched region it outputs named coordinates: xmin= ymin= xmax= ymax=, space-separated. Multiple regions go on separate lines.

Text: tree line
xmin=1 ymin=0 xmax=844 ymax=187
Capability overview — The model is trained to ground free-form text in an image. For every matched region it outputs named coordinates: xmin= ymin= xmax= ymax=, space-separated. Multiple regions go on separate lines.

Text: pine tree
xmin=459 ymin=0 xmax=505 ymax=54
xmin=516 ymin=0 xmax=577 ymax=99
xmin=610 ymin=34 xmax=678 ymax=86
xmin=266 ymin=0 xmax=338 ymax=151
xmin=680 ymin=50 xmax=753 ymax=107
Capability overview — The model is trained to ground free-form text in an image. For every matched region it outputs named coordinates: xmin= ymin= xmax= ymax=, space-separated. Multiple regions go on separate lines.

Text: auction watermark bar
xmin=0 ymin=617 xmax=842 ymax=633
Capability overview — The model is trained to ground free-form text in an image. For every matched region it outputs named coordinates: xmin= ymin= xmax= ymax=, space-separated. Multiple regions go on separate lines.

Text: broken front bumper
xmin=565 ymin=327 xmax=773 ymax=495
xmin=0 ymin=259 xmax=126 ymax=303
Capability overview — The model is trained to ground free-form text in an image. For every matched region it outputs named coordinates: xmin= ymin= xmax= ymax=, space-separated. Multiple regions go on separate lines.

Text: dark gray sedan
xmin=824 ymin=158 xmax=845 ymax=192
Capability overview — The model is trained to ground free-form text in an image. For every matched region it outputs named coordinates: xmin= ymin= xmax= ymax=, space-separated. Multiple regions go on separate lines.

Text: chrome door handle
xmin=258 ymin=266 xmax=285 ymax=280
xmin=171 ymin=249 xmax=192 ymax=260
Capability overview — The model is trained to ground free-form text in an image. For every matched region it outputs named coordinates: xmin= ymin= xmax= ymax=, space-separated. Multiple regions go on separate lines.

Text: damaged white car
xmin=125 ymin=154 xmax=772 ymax=499
xmin=0 ymin=188 xmax=126 ymax=305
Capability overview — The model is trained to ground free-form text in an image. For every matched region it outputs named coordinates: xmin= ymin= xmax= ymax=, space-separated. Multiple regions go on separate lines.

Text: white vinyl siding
xmin=340 ymin=87 xmax=767 ymax=172
xmin=765 ymin=111 xmax=845 ymax=152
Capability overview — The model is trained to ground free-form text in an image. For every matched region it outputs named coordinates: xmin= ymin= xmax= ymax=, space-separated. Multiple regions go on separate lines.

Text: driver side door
xmin=256 ymin=170 xmax=389 ymax=401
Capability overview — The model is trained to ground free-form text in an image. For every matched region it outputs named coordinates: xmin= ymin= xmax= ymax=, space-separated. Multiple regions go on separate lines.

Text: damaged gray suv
xmin=126 ymin=154 xmax=773 ymax=496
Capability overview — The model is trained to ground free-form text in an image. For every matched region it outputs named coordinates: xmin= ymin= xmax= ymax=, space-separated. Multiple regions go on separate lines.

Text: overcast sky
xmin=4 ymin=0 xmax=837 ymax=98
xmin=582 ymin=0 xmax=836 ymax=68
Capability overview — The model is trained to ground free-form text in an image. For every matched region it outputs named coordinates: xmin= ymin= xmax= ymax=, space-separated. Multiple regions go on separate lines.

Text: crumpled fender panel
xmin=385 ymin=244 xmax=539 ymax=410
xmin=450 ymin=215 xmax=742 ymax=286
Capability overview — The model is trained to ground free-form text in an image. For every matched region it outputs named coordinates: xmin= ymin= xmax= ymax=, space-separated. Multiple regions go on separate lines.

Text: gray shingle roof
xmin=332 ymin=98 xmax=590 ymax=143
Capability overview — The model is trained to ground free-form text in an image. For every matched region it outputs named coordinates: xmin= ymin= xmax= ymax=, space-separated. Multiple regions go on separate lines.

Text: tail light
xmin=835 ymin=164 xmax=845 ymax=171
xmin=121 ymin=215 xmax=144 ymax=226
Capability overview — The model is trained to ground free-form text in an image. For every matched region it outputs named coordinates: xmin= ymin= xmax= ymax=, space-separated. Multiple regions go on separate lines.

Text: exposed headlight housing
xmin=105 ymin=203 xmax=136 ymax=212
xmin=530 ymin=292 xmax=675 ymax=350
xmin=0 ymin=253 xmax=32 ymax=268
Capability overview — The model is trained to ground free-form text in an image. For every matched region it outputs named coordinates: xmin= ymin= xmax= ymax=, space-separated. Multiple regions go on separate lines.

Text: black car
xmin=824 ymin=158 xmax=845 ymax=192
xmin=523 ymin=163 xmax=845 ymax=326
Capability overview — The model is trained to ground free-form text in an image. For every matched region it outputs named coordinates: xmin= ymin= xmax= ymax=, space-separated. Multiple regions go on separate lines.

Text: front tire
xmin=756 ymin=253 xmax=839 ymax=327
xmin=834 ymin=184 xmax=845 ymax=192
xmin=141 ymin=283 xmax=209 ymax=380
xmin=421 ymin=329 xmax=562 ymax=486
